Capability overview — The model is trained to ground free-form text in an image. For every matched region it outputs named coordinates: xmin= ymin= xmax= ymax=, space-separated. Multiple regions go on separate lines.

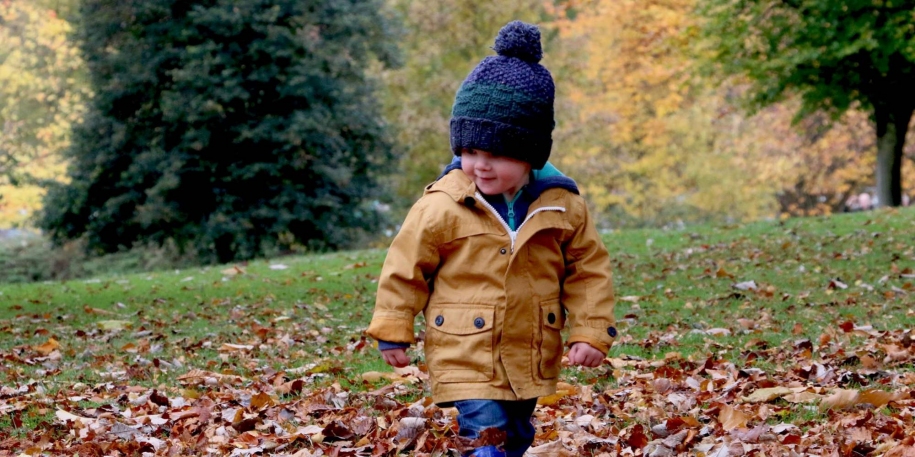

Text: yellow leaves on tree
xmin=0 ymin=2 xmax=89 ymax=227
xmin=546 ymin=0 xmax=894 ymax=226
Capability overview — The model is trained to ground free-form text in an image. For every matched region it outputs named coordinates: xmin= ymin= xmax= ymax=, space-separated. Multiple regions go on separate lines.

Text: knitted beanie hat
xmin=450 ymin=21 xmax=555 ymax=170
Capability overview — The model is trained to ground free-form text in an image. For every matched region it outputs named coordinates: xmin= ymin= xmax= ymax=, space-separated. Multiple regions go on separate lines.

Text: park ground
xmin=2 ymin=207 xmax=915 ymax=455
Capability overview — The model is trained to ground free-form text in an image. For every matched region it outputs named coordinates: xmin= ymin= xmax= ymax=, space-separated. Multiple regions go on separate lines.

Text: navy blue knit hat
xmin=450 ymin=21 xmax=555 ymax=170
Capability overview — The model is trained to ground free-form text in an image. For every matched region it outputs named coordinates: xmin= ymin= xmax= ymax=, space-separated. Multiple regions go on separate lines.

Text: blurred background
xmin=1 ymin=0 xmax=913 ymax=281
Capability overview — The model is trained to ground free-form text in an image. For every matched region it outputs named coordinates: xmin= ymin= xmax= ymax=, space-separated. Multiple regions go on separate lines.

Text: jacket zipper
xmin=506 ymin=190 xmax=522 ymax=230
xmin=507 ymin=203 xmax=515 ymax=230
xmin=475 ymin=191 xmax=566 ymax=254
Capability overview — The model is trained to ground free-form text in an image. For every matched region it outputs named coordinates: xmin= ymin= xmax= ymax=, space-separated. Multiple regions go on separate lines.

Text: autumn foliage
xmin=3 ymin=0 xmax=915 ymax=234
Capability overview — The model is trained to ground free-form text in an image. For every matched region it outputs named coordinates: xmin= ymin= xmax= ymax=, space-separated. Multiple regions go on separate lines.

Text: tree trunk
xmin=874 ymin=103 xmax=913 ymax=208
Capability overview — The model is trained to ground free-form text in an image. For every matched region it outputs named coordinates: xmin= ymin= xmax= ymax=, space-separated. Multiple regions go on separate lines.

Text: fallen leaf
xmin=733 ymin=280 xmax=757 ymax=291
xmin=221 ymin=266 xmax=246 ymax=276
xmin=884 ymin=445 xmax=915 ymax=457
xmin=719 ymin=405 xmax=749 ymax=430
xmin=742 ymin=386 xmax=793 ymax=403
xmin=97 ymin=320 xmax=132 ymax=330
xmin=858 ymin=389 xmax=906 ymax=407
xmin=394 ymin=417 xmax=426 ymax=446
xmin=527 ymin=440 xmax=573 ymax=456
xmin=250 ymin=392 xmax=275 ymax=410
xmin=537 ymin=382 xmax=578 ymax=406
xmin=33 ymin=338 xmax=60 ymax=356
xmin=782 ymin=391 xmax=822 ymax=403
xmin=220 ymin=343 xmax=254 ymax=352
xmin=55 ymin=409 xmax=94 ymax=425
xmin=820 ymin=389 xmax=859 ymax=411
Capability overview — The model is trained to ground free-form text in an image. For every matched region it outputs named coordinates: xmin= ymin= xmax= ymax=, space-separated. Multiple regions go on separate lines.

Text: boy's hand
xmin=381 ymin=348 xmax=410 ymax=368
xmin=567 ymin=342 xmax=605 ymax=367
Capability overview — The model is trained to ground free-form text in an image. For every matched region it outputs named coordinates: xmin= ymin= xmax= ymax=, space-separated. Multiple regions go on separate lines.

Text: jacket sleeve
xmin=365 ymin=198 xmax=441 ymax=345
xmin=562 ymin=198 xmax=617 ymax=354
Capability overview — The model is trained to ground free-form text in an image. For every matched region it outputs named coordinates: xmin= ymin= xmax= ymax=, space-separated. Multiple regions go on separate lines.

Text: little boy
xmin=365 ymin=21 xmax=617 ymax=457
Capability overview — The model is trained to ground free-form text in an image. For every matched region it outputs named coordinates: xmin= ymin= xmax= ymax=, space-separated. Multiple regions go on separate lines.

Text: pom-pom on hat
xmin=450 ymin=21 xmax=555 ymax=170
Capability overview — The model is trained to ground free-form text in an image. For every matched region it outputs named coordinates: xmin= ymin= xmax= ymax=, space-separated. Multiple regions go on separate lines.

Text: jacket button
xmin=435 ymin=315 xmax=444 ymax=326
xmin=607 ymin=326 xmax=617 ymax=337
xmin=547 ymin=313 xmax=556 ymax=324
xmin=500 ymin=248 xmax=507 ymax=255
xmin=473 ymin=317 xmax=485 ymax=329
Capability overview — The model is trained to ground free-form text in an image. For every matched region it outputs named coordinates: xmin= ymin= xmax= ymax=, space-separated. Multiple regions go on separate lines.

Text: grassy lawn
xmin=1 ymin=207 xmax=914 ymax=455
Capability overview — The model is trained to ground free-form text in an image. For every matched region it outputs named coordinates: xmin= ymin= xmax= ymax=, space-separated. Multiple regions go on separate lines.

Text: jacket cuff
xmin=365 ymin=315 xmax=416 ymax=344
xmin=567 ymin=324 xmax=617 ymax=354
xmin=377 ymin=340 xmax=411 ymax=351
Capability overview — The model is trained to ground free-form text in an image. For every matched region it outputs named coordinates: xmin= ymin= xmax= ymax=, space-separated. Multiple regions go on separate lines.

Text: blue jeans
xmin=454 ymin=399 xmax=538 ymax=457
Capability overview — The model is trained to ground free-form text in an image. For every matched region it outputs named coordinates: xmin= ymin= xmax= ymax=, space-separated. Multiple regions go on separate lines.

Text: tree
xmin=39 ymin=0 xmax=400 ymax=262
xmin=0 ymin=0 xmax=88 ymax=227
xmin=550 ymin=0 xmax=791 ymax=226
xmin=696 ymin=0 xmax=915 ymax=207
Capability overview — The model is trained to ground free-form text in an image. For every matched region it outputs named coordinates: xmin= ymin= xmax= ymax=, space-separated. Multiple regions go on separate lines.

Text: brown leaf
xmin=469 ymin=427 xmax=507 ymax=447
xmin=219 ymin=343 xmax=254 ymax=352
xmin=820 ymin=389 xmax=859 ymax=411
xmin=742 ymin=387 xmax=792 ymax=403
xmin=149 ymin=389 xmax=169 ymax=407
xmin=782 ymin=391 xmax=822 ymax=403
xmin=250 ymin=392 xmax=275 ymax=410
xmin=322 ymin=420 xmax=354 ymax=440
xmin=33 ymin=338 xmax=59 ymax=356
xmin=885 ymin=445 xmax=915 ymax=457
xmin=527 ymin=440 xmax=574 ymax=456
xmin=719 ymin=405 xmax=749 ymax=431
xmin=221 ymin=265 xmax=245 ymax=276
xmin=275 ymin=378 xmax=305 ymax=395
xmin=858 ymin=389 xmax=905 ymax=407
xmin=625 ymin=424 xmax=649 ymax=449
xmin=782 ymin=434 xmax=802 ymax=445
xmin=83 ymin=305 xmax=115 ymax=315
xmin=394 ymin=417 xmax=426 ymax=447
xmin=537 ymin=382 xmax=577 ymax=406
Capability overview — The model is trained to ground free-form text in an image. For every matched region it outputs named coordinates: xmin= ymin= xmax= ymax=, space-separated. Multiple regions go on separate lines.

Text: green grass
xmin=1 ymin=207 xmax=914 ymax=444
xmin=3 ymin=209 xmax=913 ymax=374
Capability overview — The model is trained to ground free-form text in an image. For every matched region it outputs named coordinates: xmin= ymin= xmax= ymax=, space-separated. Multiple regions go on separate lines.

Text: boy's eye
xmin=462 ymin=148 xmax=475 ymax=155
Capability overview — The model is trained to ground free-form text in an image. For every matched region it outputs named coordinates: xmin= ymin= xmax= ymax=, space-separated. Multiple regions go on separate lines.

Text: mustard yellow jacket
xmin=365 ymin=169 xmax=616 ymax=405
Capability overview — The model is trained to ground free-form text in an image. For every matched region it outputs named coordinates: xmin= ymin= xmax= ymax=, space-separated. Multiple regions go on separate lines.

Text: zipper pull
xmin=507 ymin=204 xmax=515 ymax=230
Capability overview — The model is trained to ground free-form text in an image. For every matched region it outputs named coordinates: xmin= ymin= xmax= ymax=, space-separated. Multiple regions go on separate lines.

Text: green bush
xmin=0 ymin=233 xmax=201 ymax=284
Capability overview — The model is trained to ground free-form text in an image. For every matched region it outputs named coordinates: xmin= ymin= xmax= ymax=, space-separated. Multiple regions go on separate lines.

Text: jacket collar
xmin=430 ymin=157 xmax=579 ymax=204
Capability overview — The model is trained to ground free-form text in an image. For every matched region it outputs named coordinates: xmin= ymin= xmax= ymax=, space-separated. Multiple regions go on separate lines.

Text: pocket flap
xmin=427 ymin=305 xmax=495 ymax=336
xmin=541 ymin=299 xmax=564 ymax=330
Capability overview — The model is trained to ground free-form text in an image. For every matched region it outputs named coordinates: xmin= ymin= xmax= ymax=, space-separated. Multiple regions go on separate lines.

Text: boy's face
xmin=460 ymin=148 xmax=531 ymax=199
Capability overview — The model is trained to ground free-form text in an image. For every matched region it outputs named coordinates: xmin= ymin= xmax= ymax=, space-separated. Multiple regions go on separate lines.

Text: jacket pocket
xmin=538 ymin=299 xmax=565 ymax=379
xmin=424 ymin=304 xmax=495 ymax=383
